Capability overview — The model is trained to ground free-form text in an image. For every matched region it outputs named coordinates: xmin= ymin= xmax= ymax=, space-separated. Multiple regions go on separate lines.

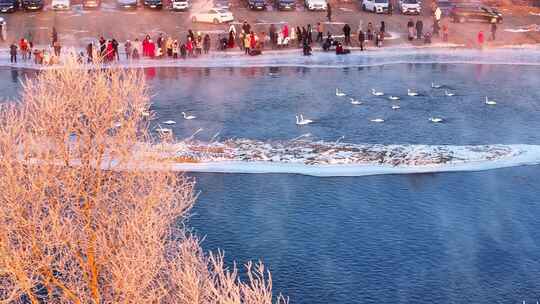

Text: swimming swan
xmin=296 ymin=114 xmax=314 ymax=125
xmin=350 ymin=98 xmax=363 ymax=105
xmin=444 ymin=90 xmax=455 ymax=97
xmin=391 ymin=105 xmax=400 ymax=110
xmin=407 ymin=89 xmax=419 ymax=96
xmin=336 ymin=88 xmax=346 ymax=97
xmin=182 ymin=112 xmax=197 ymax=120
xmin=429 ymin=117 xmax=444 ymax=123
xmin=485 ymin=96 xmax=497 ymax=105
xmin=388 ymin=96 xmax=400 ymax=100
xmin=163 ymin=120 xmax=176 ymax=125
xmin=431 ymin=82 xmax=442 ymax=89
xmin=371 ymin=89 xmax=384 ymax=96
xmin=370 ymin=118 xmax=385 ymax=123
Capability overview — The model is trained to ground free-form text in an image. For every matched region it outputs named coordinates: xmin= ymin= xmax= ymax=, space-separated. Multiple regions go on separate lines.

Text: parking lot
xmin=0 ymin=0 xmax=539 ymax=48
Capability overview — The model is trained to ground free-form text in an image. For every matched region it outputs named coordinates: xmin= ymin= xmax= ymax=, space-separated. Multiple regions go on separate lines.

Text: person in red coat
xmin=282 ymin=24 xmax=289 ymax=38
xmin=148 ymin=40 xmax=155 ymax=58
xmin=142 ymin=35 xmax=150 ymax=57
xmin=249 ymin=32 xmax=256 ymax=50
xmin=477 ymin=31 xmax=484 ymax=47
xmin=106 ymin=40 xmax=114 ymax=62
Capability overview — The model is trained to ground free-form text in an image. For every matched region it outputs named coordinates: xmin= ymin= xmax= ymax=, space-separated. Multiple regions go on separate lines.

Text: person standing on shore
xmin=343 ymin=23 xmax=351 ymax=46
xmin=367 ymin=22 xmax=374 ymax=41
xmin=327 ymin=3 xmax=332 ymax=22
xmin=124 ymin=40 xmax=132 ymax=60
xmin=407 ymin=19 xmax=415 ymax=41
xmin=307 ymin=24 xmax=313 ymax=44
xmin=316 ymin=22 xmax=323 ymax=42
xmin=9 ymin=43 xmax=17 ymax=63
xmin=203 ymin=34 xmax=211 ymax=54
xmin=442 ymin=24 xmax=449 ymax=42
xmin=415 ymin=20 xmax=423 ymax=40
xmin=477 ymin=30 xmax=484 ymax=48
xmin=86 ymin=43 xmax=93 ymax=63
xmin=490 ymin=21 xmax=497 ymax=41
xmin=358 ymin=29 xmax=365 ymax=51
xmin=51 ymin=27 xmax=58 ymax=47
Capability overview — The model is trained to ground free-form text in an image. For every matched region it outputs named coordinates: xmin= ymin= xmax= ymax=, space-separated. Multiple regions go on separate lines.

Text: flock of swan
xmin=155 ymin=111 xmax=197 ymax=134
xmin=296 ymin=82 xmax=498 ymax=126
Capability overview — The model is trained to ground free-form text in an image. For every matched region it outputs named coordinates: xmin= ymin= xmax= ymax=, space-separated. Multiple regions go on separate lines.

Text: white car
xmin=305 ymin=0 xmax=327 ymax=10
xmin=172 ymin=0 xmax=190 ymax=10
xmin=191 ymin=8 xmax=234 ymax=24
xmin=361 ymin=0 xmax=389 ymax=13
xmin=399 ymin=0 xmax=421 ymax=14
xmin=51 ymin=0 xmax=70 ymax=10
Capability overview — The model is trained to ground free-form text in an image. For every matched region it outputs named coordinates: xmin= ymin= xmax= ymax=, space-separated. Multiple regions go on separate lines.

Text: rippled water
xmin=1 ymin=52 xmax=540 ymax=303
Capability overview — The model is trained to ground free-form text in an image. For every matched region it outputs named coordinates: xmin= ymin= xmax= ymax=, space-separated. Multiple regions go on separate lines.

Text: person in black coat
xmin=326 ymin=3 xmax=332 ymax=22
xmin=415 ymin=20 xmax=423 ymax=40
xmin=358 ymin=30 xmax=365 ymax=51
xmin=9 ymin=43 xmax=17 ymax=63
xmin=343 ymin=24 xmax=351 ymax=45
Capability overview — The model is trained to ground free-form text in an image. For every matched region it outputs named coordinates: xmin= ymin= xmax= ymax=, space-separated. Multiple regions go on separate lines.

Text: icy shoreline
xmin=140 ymin=140 xmax=540 ymax=177
xmin=2 ymin=46 xmax=540 ymax=69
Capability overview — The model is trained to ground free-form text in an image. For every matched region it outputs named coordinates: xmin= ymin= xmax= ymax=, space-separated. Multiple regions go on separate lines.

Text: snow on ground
xmin=136 ymin=139 xmax=540 ymax=177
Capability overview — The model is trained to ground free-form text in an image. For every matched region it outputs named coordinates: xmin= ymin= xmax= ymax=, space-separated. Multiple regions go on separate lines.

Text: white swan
xmin=429 ymin=117 xmax=444 ymax=123
xmin=350 ymin=98 xmax=363 ymax=105
xmin=370 ymin=118 xmax=385 ymax=123
xmin=163 ymin=120 xmax=176 ymax=125
xmin=391 ymin=105 xmax=400 ymax=110
xmin=182 ymin=112 xmax=196 ymax=120
xmin=388 ymin=96 xmax=400 ymax=100
xmin=296 ymin=114 xmax=314 ymax=125
xmin=485 ymin=96 xmax=497 ymax=105
xmin=444 ymin=90 xmax=455 ymax=97
xmin=371 ymin=89 xmax=384 ymax=96
xmin=336 ymin=88 xmax=346 ymax=97
xmin=407 ymin=89 xmax=419 ymax=96
xmin=431 ymin=82 xmax=442 ymax=89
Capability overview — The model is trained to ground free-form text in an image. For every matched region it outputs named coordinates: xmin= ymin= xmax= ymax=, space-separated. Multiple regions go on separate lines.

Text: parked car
xmin=305 ymin=0 xmax=327 ymax=10
xmin=144 ymin=0 xmax=162 ymax=8
xmin=275 ymin=0 xmax=295 ymax=10
xmin=361 ymin=0 xmax=389 ymax=13
xmin=82 ymin=0 xmax=101 ymax=9
xmin=399 ymin=0 xmax=420 ymax=14
xmin=451 ymin=4 xmax=502 ymax=23
xmin=0 ymin=0 xmax=18 ymax=13
xmin=436 ymin=0 xmax=454 ymax=16
xmin=21 ymin=0 xmax=44 ymax=10
xmin=246 ymin=0 xmax=266 ymax=10
xmin=172 ymin=0 xmax=189 ymax=10
xmin=52 ymin=0 xmax=70 ymax=10
xmin=116 ymin=0 xmax=137 ymax=9
xmin=191 ymin=7 xmax=234 ymax=23
xmin=213 ymin=0 xmax=230 ymax=8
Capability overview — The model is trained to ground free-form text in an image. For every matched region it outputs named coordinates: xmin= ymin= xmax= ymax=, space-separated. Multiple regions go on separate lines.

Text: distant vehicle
xmin=275 ymin=0 xmax=295 ymax=10
xmin=361 ymin=0 xmax=389 ymax=13
xmin=304 ymin=0 xmax=327 ymax=10
xmin=171 ymin=0 xmax=189 ymax=10
xmin=52 ymin=0 xmax=70 ymax=10
xmin=436 ymin=0 xmax=454 ymax=16
xmin=144 ymin=0 xmax=162 ymax=8
xmin=191 ymin=7 xmax=234 ymax=23
xmin=22 ymin=0 xmax=44 ymax=11
xmin=451 ymin=5 xmax=502 ymax=23
xmin=246 ymin=0 xmax=266 ymax=10
xmin=0 ymin=0 xmax=18 ymax=13
xmin=116 ymin=0 xmax=137 ymax=9
xmin=213 ymin=0 xmax=230 ymax=8
xmin=82 ymin=0 xmax=101 ymax=9
xmin=399 ymin=0 xmax=420 ymax=14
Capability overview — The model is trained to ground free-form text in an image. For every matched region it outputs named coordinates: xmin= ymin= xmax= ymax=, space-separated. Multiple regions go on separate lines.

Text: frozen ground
xmin=137 ymin=140 xmax=540 ymax=176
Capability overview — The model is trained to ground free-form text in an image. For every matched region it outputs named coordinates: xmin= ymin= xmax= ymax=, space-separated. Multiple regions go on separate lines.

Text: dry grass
xmin=0 ymin=57 xmax=287 ymax=304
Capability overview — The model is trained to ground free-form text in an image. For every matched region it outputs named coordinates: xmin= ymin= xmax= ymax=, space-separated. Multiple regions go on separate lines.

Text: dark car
xmin=0 ymin=0 xmax=18 ymax=13
xmin=22 ymin=0 xmax=44 ymax=10
xmin=213 ymin=0 xmax=230 ymax=9
xmin=246 ymin=0 xmax=265 ymax=9
xmin=143 ymin=0 xmax=162 ymax=8
xmin=275 ymin=0 xmax=294 ymax=10
xmin=117 ymin=0 xmax=137 ymax=9
xmin=451 ymin=4 xmax=502 ymax=23
xmin=82 ymin=0 xmax=100 ymax=8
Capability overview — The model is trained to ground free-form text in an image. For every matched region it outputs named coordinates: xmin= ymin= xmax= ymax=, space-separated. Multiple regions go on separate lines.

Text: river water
xmin=2 ymin=50 xmax=540 ymax=303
